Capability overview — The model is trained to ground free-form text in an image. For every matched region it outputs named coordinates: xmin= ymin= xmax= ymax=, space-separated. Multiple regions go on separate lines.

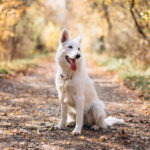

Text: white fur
xmin=55 ymin=28 xmax=124 ymax=135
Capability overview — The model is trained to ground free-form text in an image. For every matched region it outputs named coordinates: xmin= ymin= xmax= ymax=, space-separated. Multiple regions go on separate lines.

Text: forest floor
xmin=0 ymin=56 xmax=150 ymax=150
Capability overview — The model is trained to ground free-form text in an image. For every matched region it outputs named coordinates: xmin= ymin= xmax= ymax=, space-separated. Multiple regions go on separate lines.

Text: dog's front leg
xmin=55 ymin=102 xmax=67 ymax=129
xmin=55 ymin=87 xmax=67 ymax=129
xmin=60 ymin=102 xmax=67 ymax=128
xmin=72 ymin=97 xmax=84 ymax=135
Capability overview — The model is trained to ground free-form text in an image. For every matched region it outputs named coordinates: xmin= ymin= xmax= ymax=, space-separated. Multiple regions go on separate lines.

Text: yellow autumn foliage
xmin=42 ymin=22 xmax=61 ymax=51
xmin=0 ymin=0 xmax=26 ymax=58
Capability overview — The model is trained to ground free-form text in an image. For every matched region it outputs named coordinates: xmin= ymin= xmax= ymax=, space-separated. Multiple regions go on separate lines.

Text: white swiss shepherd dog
xmin=55 ymin=28 xmax=124 ymax=135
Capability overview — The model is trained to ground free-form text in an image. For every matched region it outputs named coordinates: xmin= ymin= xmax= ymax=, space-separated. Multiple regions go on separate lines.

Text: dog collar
xmin=60 ymin=74 xmax=64 ymax=78
xmin=60 ymin=73 xmax=72 ymax=80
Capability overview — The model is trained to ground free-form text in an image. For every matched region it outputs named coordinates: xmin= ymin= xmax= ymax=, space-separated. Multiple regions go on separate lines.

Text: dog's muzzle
xmin=65 ymin=55 xmax=80 ymax=71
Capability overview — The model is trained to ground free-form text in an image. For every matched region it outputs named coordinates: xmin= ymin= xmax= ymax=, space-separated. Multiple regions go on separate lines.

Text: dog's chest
xmin=60 ymin=79 xmax=76 ymax=103
xmin=64 ymin=80 xmax=75 ymax=95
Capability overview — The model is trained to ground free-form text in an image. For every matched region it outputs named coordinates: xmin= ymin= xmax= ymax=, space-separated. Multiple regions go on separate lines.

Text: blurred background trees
xmin=0 ymin=0 xmax=26 ymax=60
xmin=0 ymin=0 xmax=150 ymax=63
xmin=0 ymin=0 xmax=61 ymax=61
xmin=0 ymin=0 xmax=149 ymax=98
xmin=86 ymin=0 xmax=150 ymax=63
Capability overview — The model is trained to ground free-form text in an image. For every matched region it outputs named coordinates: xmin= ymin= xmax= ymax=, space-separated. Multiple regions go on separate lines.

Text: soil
xmin=0 ymin=58 xmax=150 ymax=150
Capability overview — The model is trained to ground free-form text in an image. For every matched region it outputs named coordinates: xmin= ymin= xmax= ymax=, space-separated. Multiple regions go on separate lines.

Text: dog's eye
xmin=68 ymin=46 xmax=73 ymax=49
xmin=78 ymin=47 xmax=80 ymax=51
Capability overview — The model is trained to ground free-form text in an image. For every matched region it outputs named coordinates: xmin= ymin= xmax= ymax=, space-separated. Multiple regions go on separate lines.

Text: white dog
xmin=55 ymin=28 xmax=124 ymax=135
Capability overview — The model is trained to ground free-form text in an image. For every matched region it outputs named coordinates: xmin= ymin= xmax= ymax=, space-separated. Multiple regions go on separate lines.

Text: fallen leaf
xmin=15 ymin=112 xmax=21 ymax=115
xmin=80 ymin=136 xmax=86 ymax=140
xmin=3 ymin=112 xmax=7 ymax=116
xmin=42 ymin=139 xmax=46 ymax=142
xmin=99 ymin=137 xmax=104 ymax=142
xmin=91 ymin=137 xmax=97 ymax=141
xmin=32 ymin=110 xmax=36 ymax=113
xmin=64 ymin=141 xmax=71 ymax=145
xmin=9 ymin=146 xmax=12 ymax=150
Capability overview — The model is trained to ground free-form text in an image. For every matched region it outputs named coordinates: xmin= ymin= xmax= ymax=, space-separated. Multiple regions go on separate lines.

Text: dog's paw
xmin=54 ymin=123 xmax=65 ymax=129
xmin=67 ymin=121 xmax=75 ymax=127
xmin=91 ymin=125 xmax=99 ymax=131
xmin=72 ymin=128 xmax=81 ymax=135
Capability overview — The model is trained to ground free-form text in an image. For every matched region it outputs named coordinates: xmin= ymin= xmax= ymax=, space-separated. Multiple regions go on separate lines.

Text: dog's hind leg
xmin=91 ymin=124 xmax=99 ymax=130
xmin=85 ymin=107 xmax=100 ymax=130
xmin=92 ymin=101 xmax=107 ymax=129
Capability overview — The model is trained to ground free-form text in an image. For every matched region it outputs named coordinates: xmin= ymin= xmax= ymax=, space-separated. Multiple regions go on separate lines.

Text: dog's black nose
xmin=76 ymin=54 xmax=80 ymax=59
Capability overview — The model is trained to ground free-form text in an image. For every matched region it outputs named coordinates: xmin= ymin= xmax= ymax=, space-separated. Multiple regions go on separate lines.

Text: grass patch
xmin=0 ymin=52 xmax=52 ymax=75
xmin=0 ymin=68 xmax=9 ymax=74
xmin=100 ymin=55 xmax=150 ymax=100
xmin=85 ymin=52 xmax=150 ymax=100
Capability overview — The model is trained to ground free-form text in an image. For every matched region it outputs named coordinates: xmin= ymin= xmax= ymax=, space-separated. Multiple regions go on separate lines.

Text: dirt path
xmin=0 ymin=58 xmax=150 ymax=150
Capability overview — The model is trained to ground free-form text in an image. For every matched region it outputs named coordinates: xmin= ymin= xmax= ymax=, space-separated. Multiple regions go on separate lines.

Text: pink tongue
xmin=70 ymin=59 xmax=76 ymax=71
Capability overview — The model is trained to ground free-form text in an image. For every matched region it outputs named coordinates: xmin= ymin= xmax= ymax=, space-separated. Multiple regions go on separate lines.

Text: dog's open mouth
xmin=66 ymin=56 xmax=76 ymax=71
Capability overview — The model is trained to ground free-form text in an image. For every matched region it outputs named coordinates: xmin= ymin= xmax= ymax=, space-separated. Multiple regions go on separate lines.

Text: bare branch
xmin=129 ymin=0 xmax=149 ymax=41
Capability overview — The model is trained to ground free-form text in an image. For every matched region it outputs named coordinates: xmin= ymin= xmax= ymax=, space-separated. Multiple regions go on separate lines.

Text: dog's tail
xmin=104 ymin=116 xmax=125 ymax=127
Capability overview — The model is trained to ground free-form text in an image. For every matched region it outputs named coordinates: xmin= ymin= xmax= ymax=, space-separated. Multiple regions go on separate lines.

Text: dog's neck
xmin=59 ymin=63 xmax=85 ymax=81
xmin=58 ymin=65 xmax=72 ymax=80
xmin=59 ymin=64 xmax=83 ymax=81
xmin=60 ymin=72 xmax=72 ymax=81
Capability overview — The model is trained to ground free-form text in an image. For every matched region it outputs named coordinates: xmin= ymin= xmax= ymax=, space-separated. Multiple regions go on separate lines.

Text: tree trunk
xmin=10 ymin=25 xmax=17 ymax=61
xmin=102 ymin=2 xmax=112 ymax=32
xmin=130 ymin=0 xmax=148 ymax=39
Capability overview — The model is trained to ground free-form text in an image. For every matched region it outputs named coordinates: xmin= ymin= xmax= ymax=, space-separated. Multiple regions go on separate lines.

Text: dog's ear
xmin=60 ymin=28 xmax=71 ymax=43
xmin=74 ymin=34 xmax=82 ymax=44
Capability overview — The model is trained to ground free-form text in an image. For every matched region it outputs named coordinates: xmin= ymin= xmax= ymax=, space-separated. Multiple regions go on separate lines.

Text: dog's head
xmin=56 ymin=28 xmax=82 ymax=71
